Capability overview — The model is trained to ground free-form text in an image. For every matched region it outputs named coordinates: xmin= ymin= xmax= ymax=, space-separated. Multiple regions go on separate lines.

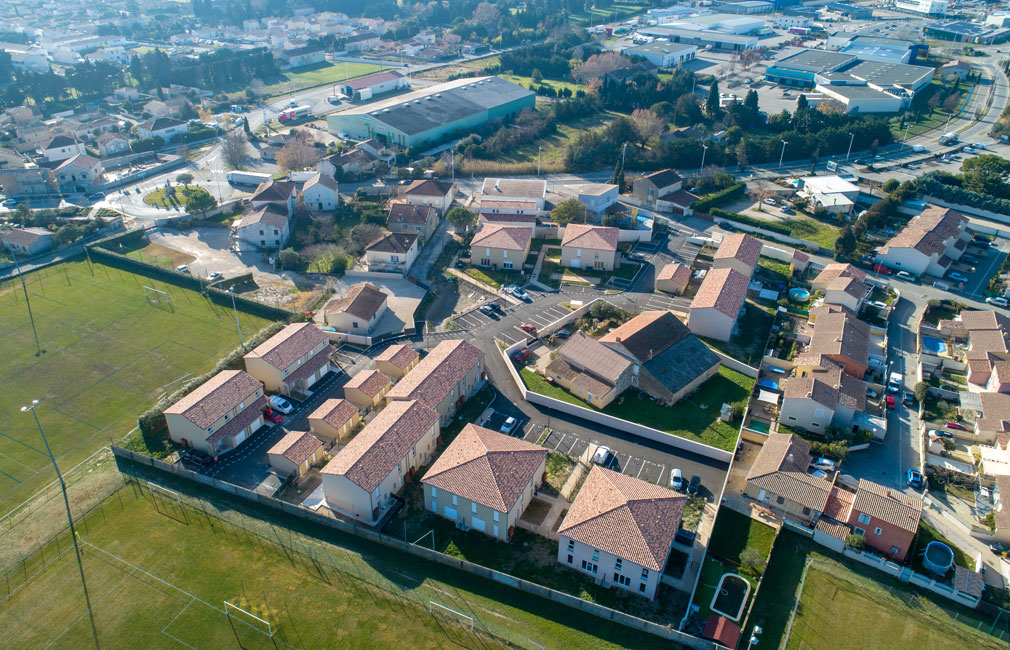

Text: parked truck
xmin=939 ymin=132 xmax=959 ymax=145
xmin=226 ymin=171 xmax=272 ymax=186
xmin=277 ymin=105 xmax=311 ymax=123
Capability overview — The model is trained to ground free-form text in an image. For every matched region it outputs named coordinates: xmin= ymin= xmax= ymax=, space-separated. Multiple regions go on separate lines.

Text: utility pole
xmin=22 ymin=400 xmax=100 ymax=650
xmin=229 ymin=290 xmax=244 ymax=348
xmin=700 ymin=144 xmax=708 ymax=175
xmin=537 ymin=146 xmax=542 ymax=176
xmin=778 ymin=140 xmax=788 ymax=170
xmin=901 ymin=123 xmax=911 ymax=152
xmin=846 ymin=132 xmax=854 ymax=160
xmin=451 ymin=146 xmax=455 ymax=181
xmin=621 ymin=142 xmax=627 ymax=169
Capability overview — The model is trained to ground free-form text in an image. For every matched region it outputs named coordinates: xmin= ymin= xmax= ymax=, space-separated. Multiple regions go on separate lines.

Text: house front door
xmin=758 ymin=489 xmax=768 ymax=503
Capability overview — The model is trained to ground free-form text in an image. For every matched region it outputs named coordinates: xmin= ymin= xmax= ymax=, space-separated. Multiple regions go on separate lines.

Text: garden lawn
xmin=463 ymin=266 xmax=523 ymax=289
xmin=521 ymin=366 xmax=752 ymax=451
xmin=0 ymin=260 xmax=275 ymax=512
xmin=143 ymin=186 xmax=212 ymax=208
xmin=911 ymin=521 xmax=975 ymax=571
xmin=707 ymin=507 xmax=777 ymax=566
xmin=119 ymin=240 xmax=195 ymax=270
xmin=787 ymin=214 xmax=841 ymax=249
xmin=701 ymin=301 xmax=775 ymax=366
xmin=262 ymin=61 xmax=384 ymax=97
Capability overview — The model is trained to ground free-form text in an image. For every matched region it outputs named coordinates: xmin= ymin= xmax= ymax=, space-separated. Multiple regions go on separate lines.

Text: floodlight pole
xmin=778 ymin=140 xmax=788 ymax=170
xmin=901 ymin=123 xmax=911 ymax=152
xmin=229 ymin=290 xmax=244 ymax=348
xmin=22 ymin=400 xmax=100 ymax=650
xmin=846 ymin=132 xmax=854 ymax=161
xmin=5 ymin=236 xmax=42 ymax=355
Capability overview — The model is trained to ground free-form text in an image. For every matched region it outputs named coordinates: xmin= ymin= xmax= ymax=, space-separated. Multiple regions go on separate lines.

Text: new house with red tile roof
xmin=478 ymin=199 xmax=539 ymax=230
xmin=655 ymin=263 xmax=691 ymax=295
xmin=321 ymin=400 xmax=440 ymax=523
xmin=560 ymin=224 xmax=620 ymax=271
xmin=243 ymin=323 xmax=333 ymax=397
xmin=267 ymin=431 xmax=324 ymax=479
xmin=400 ymin=178 xmax=455 ymax=214
xmin=343 ymin=369 xmax=392 ymax=411
xmin=794 ymin=304 xmax=871 ymax=379
xmin=374 ymin=344 xmax=420 ymax=379
xmin=363 ymin=231 xmax=419 ymax=273
xmin=688 ymin=267 xmax=749 ymax=342
xmin=713 ymin=233 xmax=762 ymax=279
xmin=875 ymin=206 xmax=970 ymax=278
xmin=422 ymin=424 xmax=547 ymax=541
xmin=323 ymin=283 xmax=389 ymax=334
xmin=163 ymin=370 xmax=267 ymax=456
xmin=471 ymin=224 xmax=532 ymax=271
xmin=386 ymin=339 xmax=485 ymax=422
xmin=779 ymin=359 xmax=867 ymax=434
xmin=558 ymin=466 xmax=686 ymax=599
xmin=307 ymin=398 xmax=361 ymax=444
xmin=810 ymin=262 xmax=868 ymax=312
xmin=847 ymin=479 xmax=922 ymax=560
xmin=745 ymin=433 xmax=834 ymax=525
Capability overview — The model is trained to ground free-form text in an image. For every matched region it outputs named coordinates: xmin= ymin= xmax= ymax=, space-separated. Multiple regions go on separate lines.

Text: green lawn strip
xmin=912 ymin=520 xmax=976 ymax=571
xmin=114 ymin=457 xmax=674 ymax=649
xmin=756 ymin=257 xmax=790 ymax=283
xmin=463 ymin=266 xmax=525 ymax=290
xmin=707 ymin=507 xmax=777 ymax=566
xmin=143 ymin=186 xmax=211 ymax=208
xmin=538 ymin=259 xmax=563 ymax=288
xmin=787 ymin=214 xmax=841 ymax=249
xmin=0 ymin=260 xmax=275 ymax=512
xmin=520 ymin=366 xmax=751 ymax=451
xmin=262 ymin=61 xmax=384 ymax=98
xmin=699 ymin=302 xmax=774 ymax=367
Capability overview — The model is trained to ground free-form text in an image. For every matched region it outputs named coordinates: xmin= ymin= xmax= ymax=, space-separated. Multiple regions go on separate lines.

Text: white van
xmin=933 ymin=281 xmax=950 ymax=291
xmin=895 ymin=270 xmax=915 ymax=282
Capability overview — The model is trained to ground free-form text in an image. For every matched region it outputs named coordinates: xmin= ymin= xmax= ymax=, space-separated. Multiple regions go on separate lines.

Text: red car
xmin=946 ymin=422 xmax=968 ymax=431
xmin=262 ymin=408 xmax=283 ymax=424
xmin=520 ymin=323 xmax=538 ymax=335
xmin=885 ymin=395 xmax=896 ymax=409
xmin=513 ymin=349 xmax=533 ymax=363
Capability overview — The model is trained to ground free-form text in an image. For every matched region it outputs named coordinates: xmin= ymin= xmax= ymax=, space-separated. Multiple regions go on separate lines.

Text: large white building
xmin=894 ymin=0 xmax=947 ymax=15
xmin=621 ymin=42 xmax=698 ymax=68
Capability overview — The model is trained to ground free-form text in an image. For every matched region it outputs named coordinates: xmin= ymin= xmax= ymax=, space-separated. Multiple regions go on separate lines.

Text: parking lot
xmin=643 ymin=291 xmax=689 ymax=313
xmin=495 ymin=302 xmax=574 ymax=346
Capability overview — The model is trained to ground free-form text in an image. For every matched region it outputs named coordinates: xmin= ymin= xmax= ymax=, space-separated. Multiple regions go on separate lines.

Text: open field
xmin=0 ymin=260 xmax=275 ymax=513
xmin=263 ymin=61 xmax=385 ymax=98
xmin=120 ymin=240 xmax=195 ymax=270
xmin=520 ymin=366 xmax=752 ymax=451
xmin=0 ymin=470 xmax=676 ymax=650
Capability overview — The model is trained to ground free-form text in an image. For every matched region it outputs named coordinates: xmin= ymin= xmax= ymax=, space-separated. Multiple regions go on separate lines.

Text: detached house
xmin=298 ymin=172 xmax=339 ymax=211
xmin=480 ymin=178 xmax=546 ymax=210
xmin=374 ymin=344 xmax=420 ymax=379
xmin=321 ymin=399 xmax=440 ymax=523
xmin=95 ymin=132 xmax=129 ymax=157
xmin=655 ymin=263 xmax=691 ymax=295
xmin=163 ymin=370 xmax=267 ymax=456
xmin=560 ymin=224 xmax=619 ymax=271
xmin=343 ymin=369 xmax=392 ymax=411
xmin=386 ymin=339 xmax=485 ymax=423
xmin=875 ymin=206 xmax=970 ymax=278
xmin=242 ymin=323 xmax=333 ymax=397
xmin=779 ymin=359 xmax=866 ymax=433
xmin=267 ymin=431 xmax=324 ymax=480
xmin=40 ymin=135 xmax=85 ymax=163
xmin=401 ymin=179 xmax=454 ymax=214
xmin=558 ymin=466 xmax=686 ymax=600
xmin=811 ymin=263 xmax=868 ymax=312
xmin=323 ymin=282 xmax=389 ymax=334
xmin=363 ymin=232 xmax=418 ymax=273
xmin=137 ymin=117 xmax=189 ymax=143
xmin=471 ymin=224 xmax=532 ymax=271
xmin=688 ymin=267 xmax=749 ymax=342
xmin=387 ymin=203 xmax=439 ymax=241
xmin=545 ymin=331 xmax=636 ymax=408
xmin=846 ymin=480 xmax=922 ymax=561
xmin=631 ymin=169 xmax=698 ymax=215
xmin=232 ymin=204 xmax=290 ymax=249
xmin=745 ymin=433 xmax=834 ymax=525
xmin=713 ymin=233 xmax=762 ymax=279
xmin=794 ymin=305 xmax=870 ymax=379
xmin=55 ymin=154 xmax=103 ymax=191
xmin=0 ymin=227 xmax=54 ymax=256
xmin=423 ymin=424 xmax=547 ymax=540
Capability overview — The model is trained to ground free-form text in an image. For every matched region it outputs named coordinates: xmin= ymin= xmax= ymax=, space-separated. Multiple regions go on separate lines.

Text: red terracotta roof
xmin=561 ymin=224 xmax=619 ymax=251
xmin=375 ymin=344 xmax=420 ymax=370
xmin=268 ymin=430 xmax=322 ymax=465
xmin=852 ymin=479 xmax=922 ymax=534
xmin=690 ymin=267 xmax=749 ymax=318
xmin=244 ymin=323 xmax=328 ymax=372
xmin=344 ymin=369 xmax=391 ymax=398
xmin=308 ymin=398 xmax=358 ymax=430
xmin=386 ymin=339 xmax=484 ymax=410
xmin=714 ymin=233 xmax=762 ymax=268
xmin=163 ymin=370 xmax=262 ymax=429
xmin=471 ymin=224 xmax=532 ymax=251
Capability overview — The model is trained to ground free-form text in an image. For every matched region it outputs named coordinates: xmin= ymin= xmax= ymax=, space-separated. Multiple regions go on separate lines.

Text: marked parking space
xmin=638 ymin=460 xmax=665 ymax=484
xmin=570 ymin=438 xmax=589 ymax=460
xmin=497 ymin=332 xmax=521 ymax=346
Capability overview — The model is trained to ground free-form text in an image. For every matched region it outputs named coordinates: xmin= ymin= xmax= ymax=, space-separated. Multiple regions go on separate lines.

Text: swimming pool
xmin=922 ymin=336 xmax=947 ymax=355
xmin=789 ymin=288 xmax=810 ymax=302
xmin=759 ymin=379 xmax=778 ymax=389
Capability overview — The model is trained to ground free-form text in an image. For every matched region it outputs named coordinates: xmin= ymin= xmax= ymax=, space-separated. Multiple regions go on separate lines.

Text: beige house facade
xmin=374 ymin=344 xmax=420 ymax=379
xmin=560 ymin=224 xmax=620 ymax=272
xmin=242 ymin=323 xmax=332 ymax=397
xmin=267 ymin=431 xmax=324 ymax=479
xmin=163 ymin=370 xmax=267 ymax=456
xmin=471 ymin=224 xmax=532 ymax=271
xmin=343 ymin=369 xmax=392 ymax=411
xmin=386 ymin=339 xmax=485 ymax=423
xmin=307 ymin=398 xmax=361 ymax=444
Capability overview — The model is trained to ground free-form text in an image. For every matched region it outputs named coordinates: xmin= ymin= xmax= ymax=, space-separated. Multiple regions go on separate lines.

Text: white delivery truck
xmin=226 ymin=171 xmax=272 ymax=186
xmin=887 ymin=372 xmax=903 ymax=393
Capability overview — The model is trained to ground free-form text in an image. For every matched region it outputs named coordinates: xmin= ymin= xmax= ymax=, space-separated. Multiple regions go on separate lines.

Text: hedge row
xmin=692 ymin=181 xmax=746 ymax=213
xmin=916 ymin=173 xmax=1010 ymax=216
xmin=710 ymin=208 xmax=793 ymax=236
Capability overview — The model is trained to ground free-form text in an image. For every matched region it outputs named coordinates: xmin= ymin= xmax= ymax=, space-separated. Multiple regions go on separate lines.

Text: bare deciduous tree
xmin=350 ymin=223 xmax=383 ymax=253
xmin=222 ymin=131 xmax=248 ymax=169
xmin=571 ymin=52 xmax=632 ymax=84
xmin=276 ymin=140 xmax=322 ymax=172
xmin=630 ymin=108 xmax=665 ymax=145
xmin=473 ymin=2 xmax=501 ymax=26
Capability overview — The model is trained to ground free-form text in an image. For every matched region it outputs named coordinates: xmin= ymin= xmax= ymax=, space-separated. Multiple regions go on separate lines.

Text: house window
xmin=567 ymin=554 xmax=573 ymax=564
xmin=615 ymin=559 xmax=622 ymax=572
xmin=776 ymin=496 xmax=785 ymax=505
xmin=503 ymin=261 xmax=513 ymax=269
xmin=639 ymin=582 xmax=646 ymax=593
xmin=788 ymin=416 xmax=797 ymax=421
xmin=874 ymin=527 xmax=883 ymax=535
xmin=591 ymin=549 xmax=599 ymax=562
xmin=854 ymin=527 xmax=865 ymax=536
xmin=641 ymin=568 xmax=649 ymax=580
xmin=493 ymin=511 xmax=499 ymax=523
xmin=614 ymin=573 xmax=631 ymax=587
xmin=471 ymin=502 xmax=477 ymax=513
xmin=812 ymin=422 xmax=821 ymax=428
xmin=802 ymin=507 xmax=810 ymax=515
xmin=451 ymin=495 xmax=457 ymax=506
xmin=581 ymin=560 xmax=598 ymax=575
xmin=431 ymin=487 xmax=437 ymax=498
xmin=858 ymin=513 xmax=871 ymax=525
xmin=567 ymin=539 xmax=575 ymax=552
xmin=352 ymin=321 xmax=359 ymax=329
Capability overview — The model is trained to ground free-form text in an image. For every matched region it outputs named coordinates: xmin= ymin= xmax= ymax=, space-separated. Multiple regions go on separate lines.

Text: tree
xmin=175 ymin=173 xmax=193 ymax=187
xmin=446 ymin=207 xmax=476 ymax=233
xmin=630 ymin=108 xmax=665 ymax=145
xmin=914 ymin=381 xmax=930 ymax=404
xmin=882 ymin=178 xmax=900 ymax=193
xmin=221 ymin=131 xmax=248 ymax=169
xmin=350 ymin=223 xmax=382 ymax=252
xmin=278 ymin=248 xmax=301 ymax=269
xmin=185 ymin=190 xmax=217 ymax=217
xmin=834 ymin=225 xmax=856 ymax=259
xmin=571 ymin=52 xmax=631 ymax=84
xmin=796 ymin=93 xmax=809 ymax=113
xmin=611 ymin=159 xmax=626 ymax=193
xmin=674 ymin=94 xmax=702 ymax=126
xmin=550 ymin=199 xmax=588 ymax=225
xmin=739 ymin=547 xmax=765 ymax=577
xmin=277 ymin=140 xmax=322 ymax=172
xmin=706 ymin=80 xmax=720 ymax=118
xmin=845 ymin=533 xmax=865 ymax=550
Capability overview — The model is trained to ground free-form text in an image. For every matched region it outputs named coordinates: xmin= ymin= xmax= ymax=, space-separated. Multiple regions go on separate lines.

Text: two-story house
xmin=54 ymin=153 xmax=103 ymax=191
xmin=307 ymin=398 xmax=361 ymax=444
xmin=0 ymin=227 xmax=54 ymax=256
xmin=846 ymin=480 xmax=922 ymax=561
xmin=363 ymin=231 xmax=418 ymax=273
xmin=232 ymin=203 xmax=290 ymax=249
xmin=794 ymin=305 xmax=871 ymax=379
xmin=39 ymin=135 xmax=85 ymax=163
xmin=631 ymin=168 xmax=699 ymax=215
xmin=480 ymin=178 xmax=546 ymax=210
xmin=374 ymin=344 xmax=420 ymax=379
xmin=560 ymin=224 xmax=619 ymax=271
xmin=778 ymin=359 xmax=867 ymax=434
xmin=323 ymin=282 xmax=389 ymax=334
xmin=387 ymin=203 xmax=439 ymax=242
xmin=342 ymin=369 xmax=392 ymax=411
xmin=470 ymin=224 xmax=532 ymax=271
xmin=558 ymin=466 xmax=686 ymax=600
xmin=875 ymin=206 xmax=970 ymax=278
xmin=298 ymin=172 xmax=339 ymax=211
xmin=423 ymin=424 xmax=547 ymax=541
xmin=810 ymin=262 xmax=868 ymax=312
xmin=745 ymin=433 xmax=834 ymax=525
xmin=321 ymin=399 xmax=440 ymax=523
xmin=713 ymin=233 xmax=762 ymax=279
xmin=401 ymin=179 xmax=454 ymax=215
xmin=137 ymin=117 xmax=189 ymax=143
xmin=655 ymin=263 xmax=691 ymax=295
xmin=386 ymin=339 xmax=485 ymax=424
xmin=163 ymin=370 xmax=267 ymax=456
xmin=688 ymin=267 xmax=749 ymax=342
xmin=242 ymin=323 xmax=333 ymax=397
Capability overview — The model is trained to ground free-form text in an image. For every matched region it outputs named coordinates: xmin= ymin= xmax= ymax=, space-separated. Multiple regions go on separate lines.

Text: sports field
xmin=0 ymin=479 xmax=665 ymax=650
xmin=0 ymin=259 xmax=275 ymax=512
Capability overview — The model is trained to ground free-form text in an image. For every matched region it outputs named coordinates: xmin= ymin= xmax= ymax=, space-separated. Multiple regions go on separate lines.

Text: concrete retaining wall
xmin=707 ymin=347 xmax=760 ymax=379
xmin=344 ymin=269 xmax=405 ymax=281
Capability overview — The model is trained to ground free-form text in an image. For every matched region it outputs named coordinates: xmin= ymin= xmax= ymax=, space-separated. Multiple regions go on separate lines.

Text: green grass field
xmin=0 ymin=260 xmax=275 ymax=513
xmin=263 ymin=61 xmax=385 ymax=98
xmin=0 ymin=477 xmax=669 ymax=650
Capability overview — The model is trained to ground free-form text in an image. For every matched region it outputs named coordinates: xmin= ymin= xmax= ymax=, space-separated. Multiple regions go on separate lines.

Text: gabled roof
xmin=656 ymin=262 xmax=690 ymax=284
xmin=302 ymin=171 xmax=337 ymax=193
xmin=386 ymin=339 xmax=484 ymax=410
xmin=0 ymin=227 xmax=53 ymax=247
xmin=557 ymin=331 xmax=633 ymax=385
xmin=600 ymin=311 xmax=690 ymax=362
xmin=163 ymin=370 xmax=262 ymax=429
xmin=238 ymin=203 xmax=289 ymax=228
xmin=251 ymin=180 xmax=296 ymax=204
xmin=480 ymin=178 xmax=545 ymax=200
xmin=690 ymin=267 xmax=749 ymax=318
xmin=375 ymin=344 xmax=420 ymax=370
xmin=324 ymin=283 xmax=387 ymax=321
xmin=139 ymin=116 xmax=186 ymax=132
xmin=471 ymin=223 xmax=532 ymax=251
xmin=365 ymin=231 xmax=417 ymax=254
xmin=879 ymin=206 xmax=967 ymax=257
xmin=798 ymin=304 xmax=870 ymax=371
xmin=343 ymin=69 xmax=405 ymax=91
xmin=267 ymin=430 xmax=322 ymax=465
xmin=244 ymin=323 xmax=328 ymax=372
xmin=343 ymin=369 xmax=391 ymax=398
xmin=308 ymin=398 xmax=359 ymax=430
xmin=714 ymin=233 xmax=762 ymax=268
xmin=388 ymin=203 xmax=437 ymax=226
xmin=746 ymin=433 xmax=833 ymax=512
xmin=321 ymin=400 xmax=439 ymax=491
xmin=558 ymin=466 xmax=686 ymax=571
xmin=560 ymin=224 xmax=619 ymax=251
xmin=403 ymin=178 xmax=452 ymax=197
xmin=853 ymin=479 xmax=922 ymax=534
xmin=56 ymin=153 xmax=100 ymax=170
xmin=640 ymin=168 xmax=682 ymax=189
xmin=422 ymin=424 xmax=547 ymax=513
xmin=42 ymin=134 xmax=76 ymax=150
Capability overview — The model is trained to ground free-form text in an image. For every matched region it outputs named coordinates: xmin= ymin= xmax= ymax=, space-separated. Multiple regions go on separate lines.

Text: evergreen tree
xmin=706 ymin=80 xmax=720 ymax=118
xmin=610 ymin=159 xmax=626 ymax=193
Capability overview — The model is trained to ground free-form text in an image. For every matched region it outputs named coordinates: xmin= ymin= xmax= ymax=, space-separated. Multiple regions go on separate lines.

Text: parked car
xmin=687 ymin=475 xmax=701 ymax=496
xmin=412 ymin=346 xmax=428 ymax=358
xmin=268 ymin=395 xmax=294 ymax=414
xmin=903 ymin=392 xmax=915 ymax=407
xmin=810 ymin=469 xmax=828 ymax=479
xmin=188 ymin=449 xmax=217 ymax=465
xmin=895 ymin=271 xmax=915 ymax=282
xmin=907 ymin=468 xmax=924 ymax=489
xmin=929 ymin=428 xmax=953 ymax=439
xmin=885 ymin=395 xmax=896 ymax=409
xmin=810 ymin=457 xmax=836 ymax=472
xmin=593 ymin=446 xmax=612 ymax=465
xmin=866 ymin=388 xmax=878 ymax=398
xmin=629 ymin=252 xmax=646 ymax=261
xmin=780 ymin=206 xmax=794 ymax=215
xmin=520 ymin=323 xmax=538 ymax=335
xmin=987 ymin=296 xmax=1009 ymax=308
xmin=479 ymin=304 xmax=496 ymax=316
xmin=512 ymin=348 xmax=532 ymax=363
xmin=763 ymin=198 xmax=776 ymax=206
xmin=554 ymin=329 xmax=571 ymax=339
xmin=947 ymin=271 xmax=968 ymax=283
xmin=500 ymin=416 xmax=517 ymax=433
xmin=670 ymin=468 xmax=683 ymax=490
xmin=207 ymin=271 xmax=223 ymax=282
xmin=175 ymin=264 xmax=190 ymax=274
xmin=946 ymin=422 xmax=968 ymax=431
xmin=454 ymin=260 xmax=466 ymax=268
xmin=262 ymin=408 xmax=283 ymax=424
xmin=511 ymin=287 xmax=529 ymax=301
xmin=961 ymin=254 xmax=979 ymax=265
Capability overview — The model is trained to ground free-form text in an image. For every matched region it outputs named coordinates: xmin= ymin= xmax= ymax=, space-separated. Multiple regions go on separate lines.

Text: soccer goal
xmin=224 ymin=600 xmax=275 ymax=638
xmin=143 ymin=285 xmax=174 ymax=312
xmin=429 ymin=600 xmax=473 ymax=632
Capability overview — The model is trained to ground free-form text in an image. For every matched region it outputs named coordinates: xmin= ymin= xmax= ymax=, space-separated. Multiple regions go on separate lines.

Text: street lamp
xmin=778 ymin=140 xmax=788 ymax=170
xmin=700 ymin=144 xmax=709 ymax=175
xmin=22 ymin=400 xmax=100 ymax=650
xmin=901 ymin=123 xmax=911 ymax=152
xmin=944 ymin=111 xmax=953 ymax=132
xmin=747 ymin=625 xmax=763 ymax=649
xmin=846 ymin=132 xmax=855 ymax=161
xmin=537 ymin=146 xmax=542 ymax=176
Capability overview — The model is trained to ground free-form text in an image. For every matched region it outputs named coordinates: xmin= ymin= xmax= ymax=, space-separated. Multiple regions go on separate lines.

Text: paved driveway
xmin=150 ymin=227 xmax=287 ymax=281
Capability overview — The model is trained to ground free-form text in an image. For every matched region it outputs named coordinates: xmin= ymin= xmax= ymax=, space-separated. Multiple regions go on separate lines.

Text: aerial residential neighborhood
xmin=5 ymin=0 xmax=1010 ymax=648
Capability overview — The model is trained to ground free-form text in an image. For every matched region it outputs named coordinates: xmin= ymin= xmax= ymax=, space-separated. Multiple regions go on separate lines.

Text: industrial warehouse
xmin=326 ymin=76 xmax=536 ymax=148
